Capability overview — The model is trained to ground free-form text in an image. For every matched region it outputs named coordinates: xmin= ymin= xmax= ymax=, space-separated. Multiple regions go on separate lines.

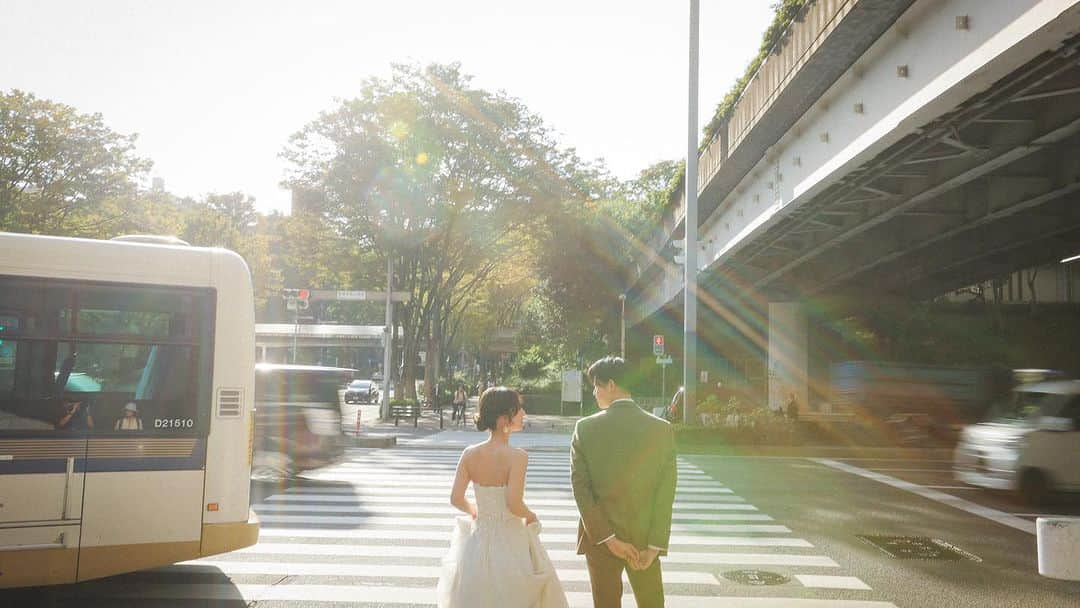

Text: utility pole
xmin=684 ymin=0 xmax=700 ymax=425
xmin=619 ymin=293 xmax=626 ymax=360
xmin=380 ymin=255 xmax=394 ymax=420
xmin=291 ymin=304 xmax=299 ymax=364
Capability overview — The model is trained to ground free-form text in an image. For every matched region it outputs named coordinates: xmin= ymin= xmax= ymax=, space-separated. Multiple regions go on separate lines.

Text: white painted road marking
xmin=814 ymin=458 xmax=1036 ymax=534
xmin=795 ymin=575 xmax=873 ymax=590
xmin=74 ymin=583 xmax=899 ymax=607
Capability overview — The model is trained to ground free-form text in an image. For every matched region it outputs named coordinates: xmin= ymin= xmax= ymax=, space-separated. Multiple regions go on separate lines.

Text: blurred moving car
xmin=344 ymin=379 xmax=379 ymax=404
xmin=252 ymin=363 xmax=354 ymax=478
xmin=954 ymin=379 xmax=1080 ymax=504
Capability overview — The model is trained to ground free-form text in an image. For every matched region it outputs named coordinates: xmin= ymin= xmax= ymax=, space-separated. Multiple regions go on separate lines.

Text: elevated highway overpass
xmin=629 ymin=0 xmax=1080 ymax=413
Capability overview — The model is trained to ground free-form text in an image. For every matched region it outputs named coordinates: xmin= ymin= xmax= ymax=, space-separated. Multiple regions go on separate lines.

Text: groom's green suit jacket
xmin=570 ymin=399 xmax=677 ymax=555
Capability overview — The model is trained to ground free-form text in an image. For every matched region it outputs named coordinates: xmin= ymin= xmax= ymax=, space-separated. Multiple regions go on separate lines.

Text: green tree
xmin=0 ymin=89 xmax=151 ymax=235
xmin=282 ymin=62 xmax=601 ymax=400
xmin=531 ymin=160 xmax=677 ymax=365
xmin=178 ymin=193 xmax=279 ymax=314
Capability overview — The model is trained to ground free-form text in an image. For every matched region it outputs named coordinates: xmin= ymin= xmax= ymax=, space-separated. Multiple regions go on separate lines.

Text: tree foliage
xmin=282 ymin=62 xmax=602 ymax=399
xmin=0 ymin=89 xmax=152 ymax=235
xmin=530 ymin=160 xmax=680 ymax=367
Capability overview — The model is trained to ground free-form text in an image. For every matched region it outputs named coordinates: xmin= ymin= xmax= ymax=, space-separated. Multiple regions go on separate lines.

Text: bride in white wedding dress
xmin=437 ymin=387 xmax=569 ymax=608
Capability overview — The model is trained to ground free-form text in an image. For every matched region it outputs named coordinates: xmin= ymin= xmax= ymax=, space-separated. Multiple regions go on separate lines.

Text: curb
xmin=348 ymin=435 xmax=397 ymax=448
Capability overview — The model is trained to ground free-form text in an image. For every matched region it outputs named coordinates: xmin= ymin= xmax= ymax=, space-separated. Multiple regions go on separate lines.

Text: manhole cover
xmin=721 ymin=570 xmax=790 ymax=586
xmin=857 ymin=535 xmax=982 ymax=562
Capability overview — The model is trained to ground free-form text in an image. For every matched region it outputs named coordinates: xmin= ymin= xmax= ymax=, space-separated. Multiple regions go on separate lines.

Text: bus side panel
xmin=77 ymin=469 xmax=204 ymax=581
xmin=0 ymin=525 xmax=80 ymax=587
xmin=201 ymin=251 xmax=257 ymax=541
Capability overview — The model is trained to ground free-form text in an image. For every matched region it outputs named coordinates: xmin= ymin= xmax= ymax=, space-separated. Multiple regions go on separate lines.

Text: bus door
xmin=0 ymin=335 xmax=86 ymax=588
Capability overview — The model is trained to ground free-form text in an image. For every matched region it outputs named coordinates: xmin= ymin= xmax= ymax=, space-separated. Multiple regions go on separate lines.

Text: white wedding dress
xmin=437 ymin=484 xmax=569 ymax=608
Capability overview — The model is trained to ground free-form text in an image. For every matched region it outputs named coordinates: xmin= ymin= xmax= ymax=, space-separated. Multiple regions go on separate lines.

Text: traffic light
xmin=283 ymin=288 xmax=310 ymax=310
xmin=653 ymin=334 xmax=665 ymax=355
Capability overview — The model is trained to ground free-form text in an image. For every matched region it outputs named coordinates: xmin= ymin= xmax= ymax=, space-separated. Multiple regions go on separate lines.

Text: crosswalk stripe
xmin=283 ymin=485 xmax=737 ymax=499
xmin=235 ymin=543 xmax=839 ymax=567
xmin=255 ymin=513 xmax=774 ymax=528
xmin=304 ymin=474 xmax=725 ymax=488
xmin=172 ymin=560 xmax=723 ymax=585
xmin=324 ymin=466 xmax=704 ymax=475
xmin=341 ymin=457 xmax=705 ymax=474
xmin=253 ymin=527 xmax=813 ymax=547
xmin=256 ymin=515 xmax=791 ymax=533
xmin=253 ymin=504 xmax=763 ymax=520
xmin=300 ymin=478 xmax=733 ymax=492
xmin=74 ymin=583 xmax=897 ymax=606
xmin=324 ymin=469 xmax=712 ymax=480
xmin=794 ymin=575 xmax=873 ymax=590
xmin=264 ymin=493 xmax=749 ymax=510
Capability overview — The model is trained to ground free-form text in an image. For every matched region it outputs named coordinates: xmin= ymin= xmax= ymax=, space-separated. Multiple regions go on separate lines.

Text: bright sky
xmin=1 ymin=0 xmax=774 ymax=214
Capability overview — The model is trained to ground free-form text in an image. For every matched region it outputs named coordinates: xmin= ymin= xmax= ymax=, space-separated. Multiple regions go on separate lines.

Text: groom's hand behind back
xmin=630 ymin=547 xmax=660 ymax=571
xmin=603 ymin=537 xmax=640 ymax=564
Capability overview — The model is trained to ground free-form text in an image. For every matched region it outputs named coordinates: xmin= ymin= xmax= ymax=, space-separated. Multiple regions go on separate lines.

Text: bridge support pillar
xmin=768 ymin=302 xmax=808 ymax=415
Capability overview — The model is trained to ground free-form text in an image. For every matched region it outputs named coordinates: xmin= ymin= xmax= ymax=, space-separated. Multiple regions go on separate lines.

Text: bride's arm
xmin=450 ymin=449 xmax=477 ymax=518
xmin=506 ymin=449 xmax=537 ymax=523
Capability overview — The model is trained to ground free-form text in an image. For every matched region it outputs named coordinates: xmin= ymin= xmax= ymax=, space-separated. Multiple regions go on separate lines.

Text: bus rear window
xmin=0 ymin=276 xmax=213 ymax=436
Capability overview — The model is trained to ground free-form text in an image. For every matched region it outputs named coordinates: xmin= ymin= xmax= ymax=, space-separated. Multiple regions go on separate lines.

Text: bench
xmin=390 ymin=401 xmax=421 ymax=427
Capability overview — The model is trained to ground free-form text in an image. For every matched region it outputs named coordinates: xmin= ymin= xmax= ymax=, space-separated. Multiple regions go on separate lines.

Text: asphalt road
xmin=4 ymin=442 xmax=1079 ymax=607
xmin=683 ymin=453 xmax=1080 ymax=607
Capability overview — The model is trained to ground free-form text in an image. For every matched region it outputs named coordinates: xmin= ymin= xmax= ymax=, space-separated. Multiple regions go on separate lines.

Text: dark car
xmin=344 ymin=379 xmax=379 ymax=404
xmin=252 ymin=363 xmax=354 ymax=478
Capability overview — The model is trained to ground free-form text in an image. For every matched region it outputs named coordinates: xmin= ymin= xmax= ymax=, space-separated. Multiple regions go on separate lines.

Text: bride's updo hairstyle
xmin=475 ymin=387 xmax=522 ymax=432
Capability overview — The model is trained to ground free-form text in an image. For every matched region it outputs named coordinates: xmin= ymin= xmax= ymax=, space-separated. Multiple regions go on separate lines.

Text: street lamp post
xmin=619 ymin=293 xmax=626 ymax=360
xmin=684 ymin=0 xmax=700 ymax=425
xmin=380 ymin=255 xmax=394 ymax=420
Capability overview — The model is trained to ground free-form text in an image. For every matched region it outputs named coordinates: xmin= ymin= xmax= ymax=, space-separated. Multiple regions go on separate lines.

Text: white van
xmin=954 ymin=380 xmax=1080 ymax=504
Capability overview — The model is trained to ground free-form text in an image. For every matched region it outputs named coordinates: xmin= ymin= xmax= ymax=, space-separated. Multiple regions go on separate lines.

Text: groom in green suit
xmin=571 ymin=356 xmax=677 ymax=608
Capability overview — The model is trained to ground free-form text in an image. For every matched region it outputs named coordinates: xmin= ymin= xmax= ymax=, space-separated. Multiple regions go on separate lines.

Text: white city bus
xmin=0 ymin=232 xmax=259 ymax=588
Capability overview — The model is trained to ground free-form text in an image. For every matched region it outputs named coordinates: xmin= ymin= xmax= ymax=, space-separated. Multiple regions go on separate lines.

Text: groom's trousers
xmin=584 ymin=547 xmax=664 ymax=608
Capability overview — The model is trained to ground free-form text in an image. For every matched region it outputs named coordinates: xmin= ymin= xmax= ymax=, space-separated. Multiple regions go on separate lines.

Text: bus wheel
xmin=1019 ymin=469 xmax=1050 ymax=506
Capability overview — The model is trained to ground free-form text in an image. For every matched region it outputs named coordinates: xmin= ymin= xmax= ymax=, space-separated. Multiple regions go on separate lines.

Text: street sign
xmin=561 ymin=370 xmax=582 ymax=403
xmin=333 ymin=290 xmax=410 ymax=302
xmin=656 ymin=355 xmax=673 ymax=365
xmin=652 ymin=334 xmax=665 ymax=356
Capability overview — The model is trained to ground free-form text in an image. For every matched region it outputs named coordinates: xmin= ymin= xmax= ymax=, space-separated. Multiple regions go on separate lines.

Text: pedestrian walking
xmin=452 ymin=384 xmax=467 ymax=423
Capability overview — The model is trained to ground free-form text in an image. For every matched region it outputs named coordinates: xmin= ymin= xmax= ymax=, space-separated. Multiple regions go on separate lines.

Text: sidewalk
xmin=346 ymin=402 xmax=577 ymax=450
xmin=346 ymin=402 xmax=955 ymax=459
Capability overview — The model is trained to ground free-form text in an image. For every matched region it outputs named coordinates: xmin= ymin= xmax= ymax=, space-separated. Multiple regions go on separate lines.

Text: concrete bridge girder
xmin=631 ymin=0 xmax=1080 ymax=327
xmin=629 ymin=1 xmax=1080 ymax=418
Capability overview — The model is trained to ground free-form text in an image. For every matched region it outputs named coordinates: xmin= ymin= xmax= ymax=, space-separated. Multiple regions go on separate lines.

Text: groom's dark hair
xmin=587 ymin=355 xmax=628 ymax=388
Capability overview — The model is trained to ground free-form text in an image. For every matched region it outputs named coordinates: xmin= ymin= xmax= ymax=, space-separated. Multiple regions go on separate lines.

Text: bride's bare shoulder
xmin=460 ymin=442 xmax=488 ymax=459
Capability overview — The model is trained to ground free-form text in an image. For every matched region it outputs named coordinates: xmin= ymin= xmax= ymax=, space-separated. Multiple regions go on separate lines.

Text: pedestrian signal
xmin=652 ymin=334 xmax=665 ymax=356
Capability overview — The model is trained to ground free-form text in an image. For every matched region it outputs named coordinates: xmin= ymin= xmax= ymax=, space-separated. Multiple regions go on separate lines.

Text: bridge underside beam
xmin=716 ymin=36 xmax=1080 ymax=302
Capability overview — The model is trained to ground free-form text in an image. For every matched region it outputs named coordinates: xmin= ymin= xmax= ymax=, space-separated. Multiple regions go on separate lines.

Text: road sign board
xmin=652 ymin=334 xmax=665 ymax=356
xmin=656 ymin=355 xmax=673 ymax=365
xmin=561 ymin=370 xmax=583 ymax=403
xmin=332 ymin=290 xmax=410 ymax=302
